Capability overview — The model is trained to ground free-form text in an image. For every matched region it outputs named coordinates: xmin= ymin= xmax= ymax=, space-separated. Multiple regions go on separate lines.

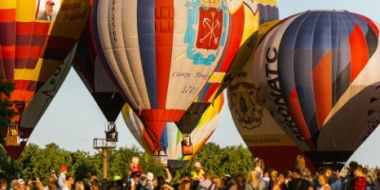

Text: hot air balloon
xmin=90 ymin=0 xmax=232 ymax=154
xmin=175 ymin=0 xmax=264 ymax=156
xmin=156 ymin=0 xmax=278 ymax=156
xmin=0 ymin=0 xmax=90 ymax=160
xmin=73 ymin=19 xmax=125 ymax=141
xmin=252 ymin=10 xmax=380 ymax=169
xmin=227 ymin=20 xmax=315 ymax=172
xmin=122 ymin=93 xmax=224 ymax=169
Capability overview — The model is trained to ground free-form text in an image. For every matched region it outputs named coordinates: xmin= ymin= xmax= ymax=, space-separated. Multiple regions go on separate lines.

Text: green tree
xmin=0 ymin=146 xmax=21 ymax=181
xmin=174 ymin=143 xmax=254 ymax=180
xmin=1 ymin=142 xmax=257 ymax=184
xmin=16 ymin=143 xmax=72 ymax=184
xmin=0 ymin=77 xmax=16 ymax=143
xmin=101 ymin=145 xmax=167 ymax=180
xmin=70 ymin=150 xmax=99 ymax=181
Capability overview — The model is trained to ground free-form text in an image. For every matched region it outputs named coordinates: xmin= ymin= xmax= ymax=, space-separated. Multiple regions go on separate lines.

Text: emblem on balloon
xmin=184 ymin=0 xmax=227 ymax=65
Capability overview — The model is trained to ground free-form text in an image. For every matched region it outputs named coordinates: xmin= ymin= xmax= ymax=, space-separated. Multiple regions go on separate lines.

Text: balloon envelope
xmin=91 ymin=0 xmax=231 ymax=146
xmin=227 ymin=20 xmax=315 ymax=172
xmin=73 ymin=22 xmax=124 ymax=123
xmin=176 ymin=0 xmax=279 ymax=139
xmin=0 ymin=0 xmax=90 ymax=159
xmin=252 ymin=10 xmax=380 ymax=169
xmin=176 ymin=0 xmax=263 ymax=137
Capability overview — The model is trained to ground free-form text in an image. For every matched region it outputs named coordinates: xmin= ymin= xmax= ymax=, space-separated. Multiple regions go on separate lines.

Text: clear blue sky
xmin=29 ymin=0 xmax=380 ymax=167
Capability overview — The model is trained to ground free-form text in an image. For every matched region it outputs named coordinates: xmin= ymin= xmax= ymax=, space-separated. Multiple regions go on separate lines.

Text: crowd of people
xmin=1 ymin=156 xmax=380 ymax=190
xmin=0 ymin=165 xmax=99 ymax=190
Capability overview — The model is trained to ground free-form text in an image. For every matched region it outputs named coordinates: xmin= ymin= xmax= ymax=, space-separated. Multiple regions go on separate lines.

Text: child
xmin=58 ymin=165 xmax=68 ymax=190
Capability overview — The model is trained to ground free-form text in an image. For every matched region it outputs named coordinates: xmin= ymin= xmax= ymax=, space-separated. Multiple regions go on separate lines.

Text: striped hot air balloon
xmin=175 ymin=0 xmax=279 ymax=154
xmin=0 ymin=0 xmax=90 ymax=159
xmin=252 ymin=10 xmax=380 ymax=169
xmin=90 ymin=0 xmax=231 ymax=152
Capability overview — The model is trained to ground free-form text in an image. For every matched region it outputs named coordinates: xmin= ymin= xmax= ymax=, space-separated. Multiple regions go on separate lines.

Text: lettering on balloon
xmin=264 ymin=47 xmax=304 ymax=142
xmin=246 ymin=34 xmax=257 ymax=49
xmin=363 ymin=86 xmax=380 ymax=141
xmin=245 ymin=138 xmax=281 ymax=144
xmin=172 ymin=72 xmax=210 ymax=80
xmin=60 ymin=2 xmax=87 ymax=21
xmin=61 ymin=2 xmax=82 ymax=11
xmin=194 ymin=72 xmax=209 ymax=80
xmin=172 ymin=72 xmax=191 ymax=78
xmin=181 ymin=86 xmax=199 ymax=94
xmin=111 ymin=0 xmax=117 ymax=42
xmin=49 ymin=65 xmax=62 ymax=85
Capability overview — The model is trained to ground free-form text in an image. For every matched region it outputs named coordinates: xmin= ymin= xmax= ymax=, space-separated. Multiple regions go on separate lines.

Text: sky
xmin=28 ymin=0 xmax=380 ymax=167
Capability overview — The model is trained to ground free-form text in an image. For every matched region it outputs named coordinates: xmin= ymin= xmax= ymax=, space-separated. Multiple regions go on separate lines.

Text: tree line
xmin=0 ymin=142 xmax=254 ymax=184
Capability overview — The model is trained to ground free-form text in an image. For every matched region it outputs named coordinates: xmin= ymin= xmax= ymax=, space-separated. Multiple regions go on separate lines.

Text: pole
xmin=102 ymin=149 xmax=108 ymax=179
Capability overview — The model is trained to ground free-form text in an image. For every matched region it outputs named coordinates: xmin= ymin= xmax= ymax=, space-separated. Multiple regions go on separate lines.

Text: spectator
xmin=354 ymin=165 xmax=367 ymax=190
xmin=223 ymin=174 xmax=233 ymax=190
xmin=173 ymin=173 xmax=190 ymax=190
xmin=130 ymin=171 xmax=142 ymax=190
xmin=197 ymin=171 xmax=216 ymax=190
xmin=179 ymin=180 xmax=191 ymax=190
xmin=0 ymin=179 xmax=7 ymax=190
xmin=191 ymin=162 xmax=205 ymax=182
xmin=287 ymin=168 xmax=313 ymax=190
xmin=374 ymin=172 xmax=380 ymax=190
xmin=269 ymin=170 xmax=278 ymax=190
xmin=295 ymin=155 xmax=311 ymax=179
xmin=9 ymin=180 xmax=18 ymax=190
xmin=262 ymin=170 xmax=270 ymax=190
xmin=17 ymin=179 xmax=26 ymax=190
xmin=29 ymin=177 xmax=44 ymax=190
xmin=272 ymin=173 xmax=287 ymax=190
xmin=363 ymin=168 xmax=375 ymax=190
xmin=61 ymin=176 xmax=75 ymax=190
xmin=155 ymin=176 xmax=167 ymax=190
xmin=328 ymin=173 xmax=341 ymax=190
xmin=317 ymin=175 xmax=331 ymax=190
xmin=161 ymin=184 xmax=174 ymax=190
xmin=245 ymin=170 xmax=265 ymax=190
xmin=130 ymin=157 xmax=143 ymax=176
xmin=218 ymin=175 xmax=231 ymax=190
xmin=342 ymin=161 xmax=359 ymax=190
xmin=75 ymin=181 xmax=85 ymax=190
xmin=228 ymin=174 xmax=245 ymax=190
xmin=213 ymin=177 xmax=223 ymax=190
xmin=139 ymin=172 xmax=155 ymax=190
xmin=255 ymin=158 xmax=265 ymax=179
xmin=58 ymin=165 xmax=68 ymax=190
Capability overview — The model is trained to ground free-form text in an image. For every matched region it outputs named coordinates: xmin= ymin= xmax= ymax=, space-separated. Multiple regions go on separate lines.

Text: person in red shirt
xmin=130 ymin=156 xmax=143 ymax=175
xmin=354 ymin=165 xmax=367 ymax=190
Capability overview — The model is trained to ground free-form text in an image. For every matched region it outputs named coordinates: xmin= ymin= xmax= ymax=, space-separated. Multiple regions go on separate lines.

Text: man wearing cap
xmin=36 ymin=0 xmax=55 ymax=21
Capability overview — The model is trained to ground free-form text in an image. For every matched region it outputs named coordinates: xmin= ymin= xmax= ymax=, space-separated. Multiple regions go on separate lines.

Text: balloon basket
xmin=105 ymin=131 xmax=118 ymax=142
xmin=153 ymin=155 xmax=168 ymax=166
xmin=181 ymin=135 xmax=193 ymax=155
xmin=5 ymin=135 xmax=20 ymax=146
xmin=181 ymin=145 xmax=193 ymax=156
